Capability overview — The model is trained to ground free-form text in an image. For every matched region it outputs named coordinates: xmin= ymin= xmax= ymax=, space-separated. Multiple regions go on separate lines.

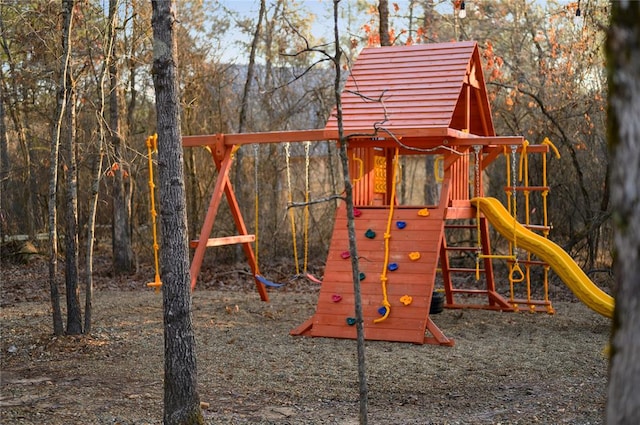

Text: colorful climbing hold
xmin=332 ymin=294 xmax=342 ymax=302
xmin=388 ymin=262 xmax=399 ymax=271
xmin=340 ymin=250 xmax=351 ymax=259
xmin=400 ymin=295 xmax=413 ymax=306
xmin=346 ymin=317 xmax=357 ymax=326
xmin=409 ymin=251 xmax=421 ymax=261
xmin=396 ymin=221 xmax=407 ymax=229
xmin=353 ymin=207 xmax=362 ymax=217
xmin=359 ymin=272 xmax=366 ymax=281
xmin=365 ymin=229 xmax=376 ymax=239
xmin=418 ymin=208 xmax=430 ymax=217
xmin=377 ymin=306 xmax=388 ymax=316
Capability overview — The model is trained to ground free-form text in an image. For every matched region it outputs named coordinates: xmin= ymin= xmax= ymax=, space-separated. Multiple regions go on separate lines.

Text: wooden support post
xmin=188 ymin=139 xmax=269 ymax=301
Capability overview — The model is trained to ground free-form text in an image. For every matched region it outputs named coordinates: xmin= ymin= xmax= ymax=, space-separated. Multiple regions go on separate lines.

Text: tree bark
xmin=85 ymin=2 xmax=117 ymax=333
xmin=0 ymin=25 xmax=38 ymax=239
xmin=151 ymin=1 xmax=203 ymax=424
xmin=606 ymin=2 xmax=640 ymax=424
xmin=47 ymin=0 xmax=76 ymax=336
xmin=378 ymin=0 xmax=390 ymax=46
xmin=0 ymin=73 xmax=8 ymax=241
xmin=62 ymin=78 xmax=82 ymax=335
xmin=110 ymin=0 xmax=134 ymax=275
xmin=332 ymin=2 xmax=368 ymax=423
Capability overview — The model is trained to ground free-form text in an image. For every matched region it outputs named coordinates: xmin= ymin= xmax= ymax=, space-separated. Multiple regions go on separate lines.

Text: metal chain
xmin=473 ymin=145 xmax=481 ymax=197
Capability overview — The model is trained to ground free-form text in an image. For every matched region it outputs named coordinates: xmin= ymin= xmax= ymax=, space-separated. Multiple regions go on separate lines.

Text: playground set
xmin=177 ymin=41 xmax=613 ymax=346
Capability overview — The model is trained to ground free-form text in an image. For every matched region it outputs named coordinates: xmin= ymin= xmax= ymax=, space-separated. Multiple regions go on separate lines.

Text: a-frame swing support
xmin=184 ymin=130 xmax=329 ymax=299
xmin=185 ymin=134 xmax=268 ymax=300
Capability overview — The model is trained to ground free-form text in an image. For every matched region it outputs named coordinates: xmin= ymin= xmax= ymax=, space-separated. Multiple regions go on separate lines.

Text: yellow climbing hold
xmin=418 ymin=208 xmax=430 ymax=217
xmin=409 ymin=252 xmax=421 ymax=261
xmin=400 ymin=295 xmax=413 ymax=306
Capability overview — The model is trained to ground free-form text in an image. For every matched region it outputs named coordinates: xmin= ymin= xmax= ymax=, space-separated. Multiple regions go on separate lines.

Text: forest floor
xmin=0 ymin=256 xmax=613 ymax=424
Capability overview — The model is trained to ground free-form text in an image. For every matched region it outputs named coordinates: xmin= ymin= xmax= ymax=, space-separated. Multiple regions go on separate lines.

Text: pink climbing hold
xmin=340 ymin=251 xmax=351 ymax=259
xmin=332 ymin=294 xmax=342 ymax=302
xmin=353 ymin=207 xmax=362 ymax=217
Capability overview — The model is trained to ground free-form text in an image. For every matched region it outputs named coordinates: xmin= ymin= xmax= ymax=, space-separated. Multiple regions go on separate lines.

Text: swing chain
xmin=473 ymin=145 xmax=481 ymax=198
xmin=254 ymin=143 xmax=260 ymax=265
xmin=303 ymin=141 xmax=311 ymax=273
xmin=510 ymin=145 xmax=519 ymax=261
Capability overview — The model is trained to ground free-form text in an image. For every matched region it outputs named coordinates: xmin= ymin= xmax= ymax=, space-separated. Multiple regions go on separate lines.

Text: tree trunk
xmin=378 ymin=0 xmax=390 ymax=46
xmin=110 ymin=0 xmax=134 ymax=275
xmin=0 ymin=22 xmax=38 ymax=239
xmin=47 ymin=0 xmax=76 ymax=337
xmin=151 ymin=1 xmax=204 ymax=424
xmin=84 ymin=148 xmax=102 ymax=334
xmin=233 ymin=0 xmax=265 ymax=260
xmin=332 ymin=2 xmax=368 ymax=423
xmin=62 ymin=79 xmax=82 ymax=335
xmin=606 ymin=2 xmax=640 ymax=424
xmin=85 ymin=3 xmax=116 ymax=333
xmin=0 ymin=75 xmax=8 ymax=241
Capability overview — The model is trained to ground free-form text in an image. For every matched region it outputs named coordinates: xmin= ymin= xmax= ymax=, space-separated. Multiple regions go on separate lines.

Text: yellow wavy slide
xmin=472 ymin=197 xmax=614 ymax=319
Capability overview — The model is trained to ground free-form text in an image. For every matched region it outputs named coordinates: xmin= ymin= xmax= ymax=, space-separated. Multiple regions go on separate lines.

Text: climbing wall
xmin=291 ymin=204 xmax=452 ymax=345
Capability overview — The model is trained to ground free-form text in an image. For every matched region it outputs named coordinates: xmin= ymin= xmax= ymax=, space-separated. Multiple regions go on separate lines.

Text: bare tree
xmin=61 ymin=63 xmax=82 ymax=335
xmin=331 ymin=1 xmax=368 ymax=423
xmin=110 ymin=0 xmax=135 ymax=275
xmin=47 ymin=0 xmax=76 ymax=336
xmin=151 ymin=1 xmax=204 ymax=423
xmin=606 ymin=2 xmax=640 ymax=423
xmin=0 ymin=72 xmax=8 ymax=241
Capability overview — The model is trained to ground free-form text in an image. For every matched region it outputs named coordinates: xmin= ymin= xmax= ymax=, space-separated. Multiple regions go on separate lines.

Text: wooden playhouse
xmin=183 ymin=41 xmax=560 ymax=346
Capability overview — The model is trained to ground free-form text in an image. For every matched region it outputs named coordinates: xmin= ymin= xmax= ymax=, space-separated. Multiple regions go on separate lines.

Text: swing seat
xmin=255 ymin=274 xmax=285 ymax=288
xmin=305 ymin=273 xmax=323 ymax=284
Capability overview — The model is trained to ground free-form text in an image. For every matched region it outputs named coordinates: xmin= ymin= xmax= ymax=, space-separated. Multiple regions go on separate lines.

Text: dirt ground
xmin=1 ymin=258 xmax=611 ymax=424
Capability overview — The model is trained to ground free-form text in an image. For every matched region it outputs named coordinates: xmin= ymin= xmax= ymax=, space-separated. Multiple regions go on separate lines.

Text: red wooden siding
xmin=296 ymin=205 xmax=449 ymax=344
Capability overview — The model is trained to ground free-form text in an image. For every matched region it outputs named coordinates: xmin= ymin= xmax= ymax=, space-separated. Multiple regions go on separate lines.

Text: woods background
xmin=0 ymin=0 xmax=610 ymax=275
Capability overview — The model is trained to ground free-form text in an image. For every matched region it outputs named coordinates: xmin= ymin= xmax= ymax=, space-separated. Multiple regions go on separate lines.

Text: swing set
xmin=147 ymin=41 xmax=612 ymax=346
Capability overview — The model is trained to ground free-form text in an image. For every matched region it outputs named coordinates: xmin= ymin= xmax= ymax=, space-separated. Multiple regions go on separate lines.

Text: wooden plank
xmin=312 ymin=312 xmax=430 ymax=331
xmin=189 ymin=235 xmax=255 ymax=248
xmin=311 ymin=323 xmax=427 ymax=345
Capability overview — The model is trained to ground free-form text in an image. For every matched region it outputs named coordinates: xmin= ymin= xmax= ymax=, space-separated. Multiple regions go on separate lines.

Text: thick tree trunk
xmin=151 ymin=1 xmax=204 ymax=424
xmin=63 ymin=83 xmax=82 ymax=335
xmin=606 ymin=2 xmax=640 ymax=424
xmin=110 ymin=0 xmax=134 ymax=275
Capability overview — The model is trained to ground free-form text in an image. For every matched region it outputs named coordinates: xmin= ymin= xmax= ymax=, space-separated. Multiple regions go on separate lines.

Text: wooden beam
xmin=183 ymin=129 xmax=330 ymax=147
xmin=189 ymin=235 xmax=255 ymax=249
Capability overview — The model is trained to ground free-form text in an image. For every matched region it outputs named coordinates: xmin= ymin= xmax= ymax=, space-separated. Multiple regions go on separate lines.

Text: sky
xmin=213 ymin=0 xmax=576 ymax=63
xmin=213 ymin=0 xmax=425 ymax=63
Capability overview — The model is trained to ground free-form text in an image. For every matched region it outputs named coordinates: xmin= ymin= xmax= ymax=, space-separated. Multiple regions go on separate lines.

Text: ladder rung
xmin=445 ymin=246 xmax=480 ymax=251
xmin=447 ymin=267 xmax=484 ymax=273
xmin=504 ymin=186 xmax=550 ymax=192
xmin=450 ymin=289 xmax=490 ymax=294
xmin=523 ymin=224 xmax=551 ymax=231
xmin=190 ymin=235 xmax=255 ymax=248
xmin=445 ymin=224 xmax=477 ymax=229
xmin=507 ymin=259 xmax=548 ymax=266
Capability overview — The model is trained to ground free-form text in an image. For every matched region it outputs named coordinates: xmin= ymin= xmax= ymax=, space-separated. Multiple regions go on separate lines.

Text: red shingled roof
xmin=324 ymin=41 xmax=495 ymax=137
